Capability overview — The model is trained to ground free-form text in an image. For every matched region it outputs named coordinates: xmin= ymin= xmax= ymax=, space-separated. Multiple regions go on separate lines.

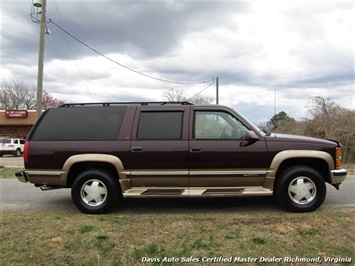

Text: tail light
xmin=24 ymin=141 xmax=30 ymax=164
xmin=335 ymin=147 xmax=342 ymax=168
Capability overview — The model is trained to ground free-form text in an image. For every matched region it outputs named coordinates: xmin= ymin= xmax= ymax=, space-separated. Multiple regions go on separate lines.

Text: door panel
xmin=189 ymin=110 xmax=268 ymax=187
xmin=130 ymin=107 xmax=190 ymax=187
xmin=130 ymin=140 xmax=189 ymax=186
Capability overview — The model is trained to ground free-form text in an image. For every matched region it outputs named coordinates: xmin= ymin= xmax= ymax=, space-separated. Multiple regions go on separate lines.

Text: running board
xmin=122 ymin=187 xmax=273 ymax=198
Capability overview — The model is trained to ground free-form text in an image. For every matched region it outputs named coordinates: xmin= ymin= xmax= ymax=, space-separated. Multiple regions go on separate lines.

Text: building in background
xmin=0 ymin=110 xmax=37 ymax=138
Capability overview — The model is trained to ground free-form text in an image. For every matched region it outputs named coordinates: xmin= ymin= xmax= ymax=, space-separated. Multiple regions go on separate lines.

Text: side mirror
xmin=245 ymin=130 xmax=259 ymax=141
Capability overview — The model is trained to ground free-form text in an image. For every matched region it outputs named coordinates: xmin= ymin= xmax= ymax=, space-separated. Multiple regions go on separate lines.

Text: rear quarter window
xmin=30 ymin=106 xmax=126 ymax=141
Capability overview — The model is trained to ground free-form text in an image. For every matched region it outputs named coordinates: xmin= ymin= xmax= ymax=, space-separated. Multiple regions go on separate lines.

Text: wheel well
xmin=66 ymin=162 xmax=119 ymax=187
xmin=276 ymin=158 xmax=330 ymax=183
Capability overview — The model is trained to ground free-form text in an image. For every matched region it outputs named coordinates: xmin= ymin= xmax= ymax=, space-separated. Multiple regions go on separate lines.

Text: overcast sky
xmin=1 ymin=0 xmax=354 ymax=123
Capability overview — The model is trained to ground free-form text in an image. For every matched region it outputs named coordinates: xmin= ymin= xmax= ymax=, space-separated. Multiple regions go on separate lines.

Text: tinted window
xmin=194 ymin=111 xmax=249 ymax=139
xmin=137 ymin=111 xmax=183 ymax=140
xmin=31 ymin=107 xmax=126 ymax=141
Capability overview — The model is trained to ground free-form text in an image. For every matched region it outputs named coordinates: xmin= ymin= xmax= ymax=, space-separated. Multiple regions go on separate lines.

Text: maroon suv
xmin=16 ymin=102 xmax=347 ymax=214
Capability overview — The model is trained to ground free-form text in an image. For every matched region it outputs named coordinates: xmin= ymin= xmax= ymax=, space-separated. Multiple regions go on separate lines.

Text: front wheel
xmin=71 ymin=169 xmax=119 ymax=214
xmin=275 ymin=166 xmax=326 ymax=212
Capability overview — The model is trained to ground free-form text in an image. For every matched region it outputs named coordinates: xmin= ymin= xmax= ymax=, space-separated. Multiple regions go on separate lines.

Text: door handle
xmin=131 ymin=147 xmax=143 ymax=152
xmin=190 ymin=147 xmax=201 ymax=152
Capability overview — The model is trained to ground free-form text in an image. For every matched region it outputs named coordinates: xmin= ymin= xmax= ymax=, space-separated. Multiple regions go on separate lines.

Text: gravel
xmin=0 ymin=156 xmax=24 ymax=168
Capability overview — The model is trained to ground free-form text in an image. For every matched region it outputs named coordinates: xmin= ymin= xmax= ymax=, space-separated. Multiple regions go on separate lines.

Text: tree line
xmin=0 ymin=80 xmax=64 ymax=110
xmin=264 ymin=96 xmax=354 ymax=164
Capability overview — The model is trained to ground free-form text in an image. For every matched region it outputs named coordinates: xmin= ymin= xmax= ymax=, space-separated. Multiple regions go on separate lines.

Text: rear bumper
xmin=331 ymin=168 xmax=347 ymax=185
xmin=15 ymin=171 xmax=28 ymax=183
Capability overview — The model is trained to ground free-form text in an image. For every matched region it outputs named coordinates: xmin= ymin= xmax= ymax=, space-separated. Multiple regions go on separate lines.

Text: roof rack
xmin=59 ymin=102 xmax=194 ymax=107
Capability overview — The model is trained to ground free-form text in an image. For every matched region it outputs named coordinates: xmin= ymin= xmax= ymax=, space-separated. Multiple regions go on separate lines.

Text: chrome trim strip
xmin=190 ymin=170 xmax=266 ymax=177
xmin=27 ymin=171 xmax=63 ymax=178
xmin=128 ymin=170 xmax=266 ymax=177
xmin=129 ymin=170 xmax=189 ymax=176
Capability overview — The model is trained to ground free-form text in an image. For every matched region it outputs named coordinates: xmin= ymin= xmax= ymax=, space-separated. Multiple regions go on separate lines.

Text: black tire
xmin=15 ymin=149 xmax=21 ymax=157
xmin=71 ymin=169 xmax=120 ymax=214
xmin=275 ymin=165 xmax=326 ymax=212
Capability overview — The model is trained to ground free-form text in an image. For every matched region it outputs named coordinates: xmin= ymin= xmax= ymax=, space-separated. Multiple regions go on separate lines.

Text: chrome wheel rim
xmin=80 ymin=179 xmax=108 ymax=207
xmin=288 ymin=176 xmax=316 ymax=205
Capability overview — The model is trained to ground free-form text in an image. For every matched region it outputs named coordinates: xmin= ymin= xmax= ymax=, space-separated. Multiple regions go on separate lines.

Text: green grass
xmin=1 ymin=210 xmax=353 ymax=265
xmin=0 ymin=167 xmax=22 ymax=179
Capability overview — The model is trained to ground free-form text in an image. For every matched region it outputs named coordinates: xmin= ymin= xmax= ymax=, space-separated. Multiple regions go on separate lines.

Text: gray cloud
xmin=1 ymin=1 xmax=353 ymax=123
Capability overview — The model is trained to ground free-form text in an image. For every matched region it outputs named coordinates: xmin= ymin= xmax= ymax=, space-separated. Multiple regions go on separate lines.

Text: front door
xmin=189 ymin=110 xmax=268 ymax=187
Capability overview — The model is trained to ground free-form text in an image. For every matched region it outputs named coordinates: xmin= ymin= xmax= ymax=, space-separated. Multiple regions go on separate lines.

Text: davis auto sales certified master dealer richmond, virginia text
xmin=141 ymin=256 xmax=352 ymax=263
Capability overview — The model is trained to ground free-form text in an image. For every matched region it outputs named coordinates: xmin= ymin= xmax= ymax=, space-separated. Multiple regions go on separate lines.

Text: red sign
xmin=5 ymin=110 xmax=28 ymax=118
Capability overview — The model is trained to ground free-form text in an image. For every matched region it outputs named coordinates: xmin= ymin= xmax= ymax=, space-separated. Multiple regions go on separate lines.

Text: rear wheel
xmin=15 ymin=148 xmax=21 ymax=157
xmin=71 ymin=169 xmax=119 ymax=214
xmin=275 ymin=165 xmax=326 ymax=212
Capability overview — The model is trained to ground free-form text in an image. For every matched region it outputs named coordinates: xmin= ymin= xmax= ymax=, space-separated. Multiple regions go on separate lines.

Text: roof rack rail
xmin=59 ymin=102 xmax=194 ymax=107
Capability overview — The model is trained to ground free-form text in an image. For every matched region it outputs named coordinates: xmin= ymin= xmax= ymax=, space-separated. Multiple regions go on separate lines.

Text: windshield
xmin=0 ymin=139 xmax=11 ymax=144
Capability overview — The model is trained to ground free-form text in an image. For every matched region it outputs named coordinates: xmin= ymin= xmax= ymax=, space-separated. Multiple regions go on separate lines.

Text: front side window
xmin=137 ymin=111 xmax=183 ymax=140
xmin=194 ymin=111 xmax=249 ymax=139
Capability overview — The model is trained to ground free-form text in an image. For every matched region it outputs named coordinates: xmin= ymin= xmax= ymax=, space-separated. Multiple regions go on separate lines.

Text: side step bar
xmin=122 ymin=187 xmax=273 ymax=198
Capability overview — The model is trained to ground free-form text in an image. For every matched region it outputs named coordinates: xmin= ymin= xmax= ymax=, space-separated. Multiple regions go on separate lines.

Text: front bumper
xmin=15 ymin=171 xmax=28 ymax=183
xmin=331 ymin=168 xmax=347 ymax=185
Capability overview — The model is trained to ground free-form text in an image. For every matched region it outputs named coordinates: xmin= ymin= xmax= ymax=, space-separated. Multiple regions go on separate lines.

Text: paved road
xmin=1 ymin=174 xmax=354 ymax=213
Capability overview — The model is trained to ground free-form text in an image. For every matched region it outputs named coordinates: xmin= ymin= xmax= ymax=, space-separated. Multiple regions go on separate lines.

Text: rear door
xmin=129 ymin=105 xmax=190 ymax=187
xmin=189 ymin=107 xmax=268 ymax=187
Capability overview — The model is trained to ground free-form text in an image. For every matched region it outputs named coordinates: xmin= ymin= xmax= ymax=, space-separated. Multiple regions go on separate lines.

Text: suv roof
xmin=60 ymin=102 xmax=194 ymax=107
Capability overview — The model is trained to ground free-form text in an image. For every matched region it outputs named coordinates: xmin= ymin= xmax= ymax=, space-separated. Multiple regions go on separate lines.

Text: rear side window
xmin=30 ymin=107 xmax=126 ymax=141
xmin=137 ymin=111 xmax=183 ymax=140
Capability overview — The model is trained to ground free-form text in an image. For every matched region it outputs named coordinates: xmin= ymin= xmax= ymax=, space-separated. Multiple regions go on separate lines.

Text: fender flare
xmin=62 ymin=154 xmax=127 ymax=183
xmin=263 ymin=150 xmax=334 ymax=190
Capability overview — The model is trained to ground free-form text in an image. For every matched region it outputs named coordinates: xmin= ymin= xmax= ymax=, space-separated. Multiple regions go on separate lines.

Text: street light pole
xmin=36 ymin=0 xmax=46 ymax=120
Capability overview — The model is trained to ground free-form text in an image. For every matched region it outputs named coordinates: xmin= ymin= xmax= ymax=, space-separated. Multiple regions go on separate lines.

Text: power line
xmin=187 ymin=79 xmax=215 ymax=101
xmin=49 ymin=19 xmax=213 ymax=85
xmin=0 ymin=14 xmax=30 ymax=21
xmin=52 ymin=1 xmax=93 ymax=100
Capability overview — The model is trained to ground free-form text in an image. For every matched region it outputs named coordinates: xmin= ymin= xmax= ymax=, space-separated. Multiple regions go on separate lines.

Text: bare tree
xmin=0 ymin=80 xmax=36 ymax=110
xmin=270 ymin=96 xmax=355 ymax=164
xmin=0 ymin=79 xmax=64 ymax=110
xmin=162 ymin=88 xmax=213 ymax=104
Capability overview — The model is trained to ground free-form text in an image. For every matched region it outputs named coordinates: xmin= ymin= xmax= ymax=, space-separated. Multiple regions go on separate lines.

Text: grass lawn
xmin=1 ymin=209 xmax=353 ymax=266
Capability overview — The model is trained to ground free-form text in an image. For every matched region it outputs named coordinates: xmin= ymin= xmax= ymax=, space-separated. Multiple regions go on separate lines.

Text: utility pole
xmin=36 ymin=0 xmax=46 ymax=120
xmin=274 ymin=88 xmax=276 ymax=116
xmin=216 ymin=77 xmax=219 ymax=104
